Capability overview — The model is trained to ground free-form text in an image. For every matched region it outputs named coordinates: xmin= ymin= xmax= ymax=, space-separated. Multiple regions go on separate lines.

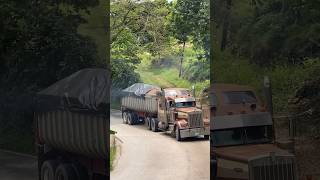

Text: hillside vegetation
xmin=111 ymin=0 xmax=210 ymax=91
xmin=212 ymin=0 xmax=320 ymax=114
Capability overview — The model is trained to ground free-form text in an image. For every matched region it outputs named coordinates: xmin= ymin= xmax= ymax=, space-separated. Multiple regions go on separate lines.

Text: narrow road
xmin=110 ymin=110 xmax=210 ymax=180
xmin=0 ymin=150 xmax=37 ymax=180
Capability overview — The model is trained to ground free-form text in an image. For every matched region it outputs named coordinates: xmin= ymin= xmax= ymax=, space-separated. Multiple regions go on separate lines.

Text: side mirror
xmin=210 ymin=106 xmax=217 ymax=116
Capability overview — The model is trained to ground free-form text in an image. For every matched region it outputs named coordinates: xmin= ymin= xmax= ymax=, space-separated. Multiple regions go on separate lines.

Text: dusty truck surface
xmin=35 ymin=69 xmax=109 ymax=180
xmin=121 ymin=83 xmax=210 ymax=141
xmin=209 ymin=83 xmax=297 ymax=180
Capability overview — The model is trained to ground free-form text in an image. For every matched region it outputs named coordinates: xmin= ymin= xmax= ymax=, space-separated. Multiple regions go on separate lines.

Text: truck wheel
xmin=127 ymin=113 xmax=133 ymax=125
xmin=41 ymin=160 xmax=58 ymax=180
xmin=151 ymin=118 xmax=158 ymax=132
xmin=204 ymin=135 xmax=210 ymax=140
xmin=146 ymin=117 xmax=151 ymax=130
xmin=132 ymin=114 xmax=138 ymax=124
xmin=71 ymin=164 xmax=88 ymax=180
xmin=175 ymin=127 xmax=181 ymax=141
xmin=55 ymin=163 xmax=77 ymax=180
xmin=122 ymin=112 xmax=128 ymax=124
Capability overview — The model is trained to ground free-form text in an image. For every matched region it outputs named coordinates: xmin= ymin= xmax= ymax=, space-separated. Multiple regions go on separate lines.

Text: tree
xmin=0 ymin=0 xmax=105 ymax=92
xmin=110 ymin=0 xmax=172 ymax=87
xmin=171 ymin=0 xmax=194 ymax=77
xmin=171 ymin=0 xmax=209 ymax=78
xmin=213 ymin=0 xmax=320 ymax=65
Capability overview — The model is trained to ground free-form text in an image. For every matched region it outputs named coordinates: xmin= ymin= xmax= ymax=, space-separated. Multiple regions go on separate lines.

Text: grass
xmin=136 ymin=66 xmax=209 ymax=97
xmin=110 ymin=146 xmax=116 ymax=170
xmin=110 ymin=130 xmax=117 ymax=170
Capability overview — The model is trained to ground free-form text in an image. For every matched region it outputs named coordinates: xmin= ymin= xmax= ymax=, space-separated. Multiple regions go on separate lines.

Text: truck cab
xmin=210 ymin=84 xmax=297 ymax=180
xmin=156 ymin=88 xmax=210 ymax=141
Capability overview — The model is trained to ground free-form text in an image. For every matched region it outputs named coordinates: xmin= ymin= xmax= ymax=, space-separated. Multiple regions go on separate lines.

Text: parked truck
xmin=208 ymin=83 xmax=297 ymax=180
xmin=35 ymin=69 xmax=109 ymax=180
xmin=121 ymin=83 xmax=210 ymax=141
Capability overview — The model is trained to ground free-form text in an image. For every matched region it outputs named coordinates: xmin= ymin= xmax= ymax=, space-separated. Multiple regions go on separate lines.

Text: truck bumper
xmin=180 ymin=127 xmax=210 ymax=138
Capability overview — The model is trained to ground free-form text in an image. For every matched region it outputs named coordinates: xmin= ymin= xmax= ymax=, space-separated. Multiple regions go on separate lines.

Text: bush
xmin=212 ymin=50 xmax=320 ymax=113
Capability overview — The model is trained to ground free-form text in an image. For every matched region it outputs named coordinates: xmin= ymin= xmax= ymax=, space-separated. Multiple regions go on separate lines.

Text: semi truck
xmin=208 ymin=83 xmax=297 ymax=180
xmin=120 ymin=83 xmax=210 ymax=141
xmin=35 ymin=69 xmax=110 ymax=180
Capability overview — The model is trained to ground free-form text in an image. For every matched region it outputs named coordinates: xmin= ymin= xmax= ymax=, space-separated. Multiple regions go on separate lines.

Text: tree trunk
xmin=179 ymin=41 xmax=186 ymax=78
xmin=220 ymin=0 xmax=232 ymax=51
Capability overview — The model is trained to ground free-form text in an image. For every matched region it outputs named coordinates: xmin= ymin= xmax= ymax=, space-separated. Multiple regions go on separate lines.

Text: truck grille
xmin=188 ymin=112 xmax=203 ymax=127
xmin=249 ymin=155 xmax=296 ymax=180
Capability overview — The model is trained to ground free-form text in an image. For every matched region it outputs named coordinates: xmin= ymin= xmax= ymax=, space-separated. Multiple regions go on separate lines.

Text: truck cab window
xmin=245 ymin=126 xmax=272 ymax=144
xmin=212 ymin=128 xmax=243 ymax=146
xmin=210 ymin=93 xmax=218 ymax=106
xmin=175 ymin=101 xmax=194 ymax=108
xmin=223 ymin=91 xmax=257 ymax=104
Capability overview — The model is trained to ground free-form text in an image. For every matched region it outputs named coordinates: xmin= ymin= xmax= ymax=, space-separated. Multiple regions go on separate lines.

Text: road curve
xmin=110 ymin=110 xmax=210 ymax=180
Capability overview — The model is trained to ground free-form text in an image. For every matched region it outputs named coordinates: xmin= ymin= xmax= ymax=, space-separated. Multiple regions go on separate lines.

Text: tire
xmin=204 ymin=135 xmax=210 ymax=140
xmin=41 ymin=160 xmax=59 ymax=180
xmin=151 ymin=118 xmax=158 ymax=132
xmin=72 ymin=164 xmax=88 ymax=180
xmin=146 ymin=117 xmax=151 ymax=130
xmin=211 ymin=159 xmax=217 ymax=179
xmin=127 ymin=113 xmax=133 ymax=125
xmin=122 ymin=112 xmax=128 ymax=124
xmin=132 ymin=114 xmax=138 ymax=125
xmin=55 ymin=163 xmax=77 ymax=180
xmin=175 ymin=127 xmax=181 ymax=141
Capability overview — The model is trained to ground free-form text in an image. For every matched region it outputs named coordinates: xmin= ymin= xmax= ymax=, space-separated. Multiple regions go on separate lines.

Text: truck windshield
xmin=223 ymin=91 xmax=257 ymax=104
xmin=212 ymin=125 xmax=272 ymax=147
xmin=212 ymin=128 xmax=243 ymax=146
xmin=175 ymin=101 xmax=194 ymax=108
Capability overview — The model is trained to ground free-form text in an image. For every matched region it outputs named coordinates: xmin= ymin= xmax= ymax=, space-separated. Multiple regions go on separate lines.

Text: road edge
xmin=0 ymin=149 xmax=37 ymax=159
xmin=111 ymin=135 xmax=123 ymax=171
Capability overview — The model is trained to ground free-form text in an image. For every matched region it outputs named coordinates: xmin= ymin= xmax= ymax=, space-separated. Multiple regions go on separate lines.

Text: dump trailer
xmin=209 ymin=83 xmax=297 ymax=180
xmin=121 ymin=83 xmax=210 ymax=141
xmin=35 ymin=69 xmax=109 ymax=180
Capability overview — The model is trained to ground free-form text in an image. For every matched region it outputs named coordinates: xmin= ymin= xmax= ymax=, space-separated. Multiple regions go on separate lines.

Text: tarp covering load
xmin=122 ymin=83 xmax=160 ymax=96
xmin=121 ymin=83 xmax=160 ymax=114
xmin=36 ymin=68 xmax=109 ymax=113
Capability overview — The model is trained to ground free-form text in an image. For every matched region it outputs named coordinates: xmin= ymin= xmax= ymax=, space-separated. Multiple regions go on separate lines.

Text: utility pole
xmin=263 ymin=76 xmax=273 ymax=116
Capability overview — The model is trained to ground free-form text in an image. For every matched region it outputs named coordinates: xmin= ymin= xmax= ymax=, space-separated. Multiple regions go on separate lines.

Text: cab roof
xmin=209 ymin=83 xmax=255 ymax=93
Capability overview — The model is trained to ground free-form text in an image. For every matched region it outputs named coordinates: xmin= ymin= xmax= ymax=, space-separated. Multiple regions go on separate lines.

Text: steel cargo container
xmin=36 ymin=110 xmax=107 ymax=158
xmin=121 ymin=95 xmax=158 ymax=114
xmin=121 ymin=84 xmax=160 ymax=114
xmin=36 ymin=68 xmax=109 ymax=180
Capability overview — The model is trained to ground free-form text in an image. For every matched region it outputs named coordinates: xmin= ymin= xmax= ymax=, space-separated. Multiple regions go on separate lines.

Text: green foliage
xmin=214 ymin=0 xmax=320 ymax=65
xmin=0 ymin=0 xmax=105 ymax=153
xmin=111 ymin=59 xmax=140 ymax=88
xmin=111 ymin=0 xmax=210 ymax=86
xmin=0 ymin=1 xmax=105 ymax=92
xmin=183 ymin=59 xmax=210 ymax=82
xmin=137 ymin=67 xmax=209 ymax=97
xmin=290 ymin=62 xmax=320 ymax=136
xmin=111 ymin=0 xmax=174 ymax=87
xmin=171 ymin=0 xmax=209 ymax=53
xmin=213 ymin=47 xmax=320 ymax=113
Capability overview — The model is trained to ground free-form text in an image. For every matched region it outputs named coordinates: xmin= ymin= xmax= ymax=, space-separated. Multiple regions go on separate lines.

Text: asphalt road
xmin=0 ymin=151 xmax=37 ymax=180
xmin=110 ymin=110 xmax=210 ymax=180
